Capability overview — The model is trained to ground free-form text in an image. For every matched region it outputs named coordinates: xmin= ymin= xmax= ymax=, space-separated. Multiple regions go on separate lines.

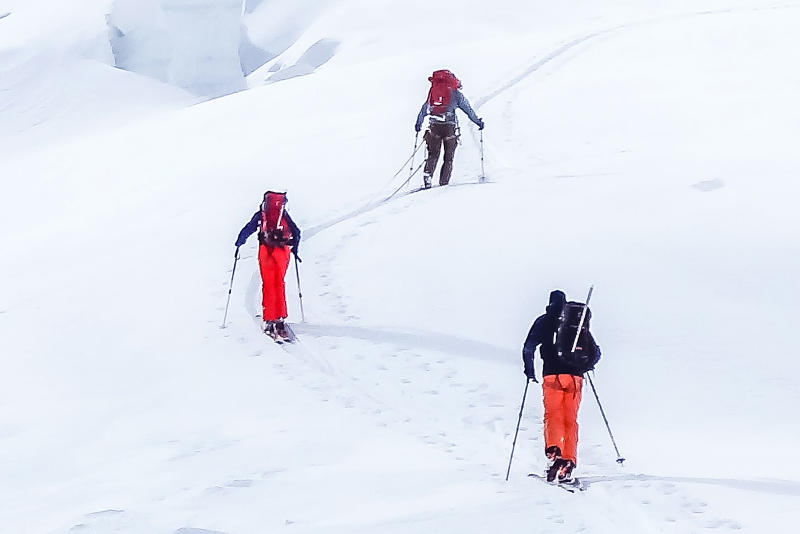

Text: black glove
xmin=415 ymin=124 xmax=421 ymax=133
xmin=524 ymin=365 xmax=537 ymax=383
xmin=234 ymin=245 xmax=240 ymax=259
xmin=477 ymin=118 xmax=485 ymax=130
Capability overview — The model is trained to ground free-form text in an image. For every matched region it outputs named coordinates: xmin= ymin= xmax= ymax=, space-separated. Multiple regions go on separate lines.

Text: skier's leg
xmin=562 ymin=375 xmax=584 ymax=465
xmin=542 ymin=375 xmax=567 ymax=456
xmin=260 ymin=246 xmax=286 ymax=322
xmin=274 ymin=246 xmax=291 ymax=320
xmin=423 ymin=129 xmax=441 ymax=186
xmin=439 ymin=125 xmax=458 ymax=185
xmin=258 ymin=245 xmax=274 ymax=321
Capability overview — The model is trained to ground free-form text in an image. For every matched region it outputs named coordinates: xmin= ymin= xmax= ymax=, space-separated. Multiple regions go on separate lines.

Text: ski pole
xmin=506 ymin=379 xmax=531 ymax=481
xmin=586 ymin=372 xmax=625 ymax=465
xmin=294 ymin=253 xmax=305 ymax=323
xmin=571 ymin=285 xmax=594 ymax=353
xmin=385 ymin=160 xmax=424 ymax=201
xmin=479 ymin=129 xmax=486 ymax=182
xmin=409 ymin=131 xmax=419 ymax=184
xmin=221 ymin=246 xmax=240 ymax=328
xmin=380 ymin=143 xmax=424 ymax=190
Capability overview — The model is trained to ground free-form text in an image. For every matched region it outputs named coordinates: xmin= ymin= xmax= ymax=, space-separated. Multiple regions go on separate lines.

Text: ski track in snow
xmin=226 ymin=3 xmax=800 ymax=533
xmin=580 ymin=474 xmax=800 ymax=496
xmin=297 ymin=1 xmax=800 ymax=243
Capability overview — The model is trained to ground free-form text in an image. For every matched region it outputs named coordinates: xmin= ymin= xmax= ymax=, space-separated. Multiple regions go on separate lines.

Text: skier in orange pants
xmin=542 ymin=374 xmax=583 ymax=467
xmin=522 ymin=290 xmax=601 ymax=482
xmin=236 ymin=190 xmax=301 ymax=341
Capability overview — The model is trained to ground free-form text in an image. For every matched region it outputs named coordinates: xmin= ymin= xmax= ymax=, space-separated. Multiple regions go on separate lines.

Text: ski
xmin=528 ymin=473 xmax=586 ymax=493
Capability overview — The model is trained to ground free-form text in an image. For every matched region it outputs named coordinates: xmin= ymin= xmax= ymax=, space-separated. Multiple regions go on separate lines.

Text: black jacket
xmin=522 ymin=304 xmax=601 ymax=378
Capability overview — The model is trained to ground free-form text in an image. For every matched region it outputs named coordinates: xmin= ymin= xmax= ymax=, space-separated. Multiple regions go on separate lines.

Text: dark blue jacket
xmin=523 ymin=305 xmax=601 ymax=378
xmin=235 ymin=210 xmax=301 ymax=251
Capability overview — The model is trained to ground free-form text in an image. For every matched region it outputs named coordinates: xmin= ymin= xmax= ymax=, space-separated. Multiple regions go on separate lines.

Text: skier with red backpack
xmin=235 ymin=190 xmax=301 ymax=342
xmin=522 ymin=290 xmax=601 ymax=483
xmin=414 ymin=69 xmax=484 ymax=188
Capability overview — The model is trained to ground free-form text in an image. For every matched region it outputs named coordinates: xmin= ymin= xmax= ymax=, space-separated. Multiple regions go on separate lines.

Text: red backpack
xmin=259 ymin=191 xmax=291 ymax=247
xmin=427 ymin=69 xmax=461 ymax=115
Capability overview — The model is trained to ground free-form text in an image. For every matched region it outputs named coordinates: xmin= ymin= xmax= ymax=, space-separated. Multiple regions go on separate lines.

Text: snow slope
xmin=1 ymin=1 xmax=799 ymax=533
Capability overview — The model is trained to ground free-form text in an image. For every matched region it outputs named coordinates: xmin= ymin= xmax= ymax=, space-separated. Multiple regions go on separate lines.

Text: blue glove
xmin=415 ymin=123 xmax=421 ymax=132
xmin=235 ymin=236 xmax=246 ymax=247
xmin=477 ymin=118 xmax=485 ymax=130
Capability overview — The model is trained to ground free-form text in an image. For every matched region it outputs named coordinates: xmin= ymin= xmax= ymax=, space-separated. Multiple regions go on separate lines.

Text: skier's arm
xmin=455 ymin=91 xmax=482 ymax=127
xmin=285 ymin=213 xmax=301 ymax=255
xmin=415 ymin=101 xmax=429 ymax=132
xmin=235 ymin=211 xmax=260 ymax=247
xmin=522 ymin=319 xmax=543 ymax=381
xmin=589 ymin=333 xmax=601 ymax=369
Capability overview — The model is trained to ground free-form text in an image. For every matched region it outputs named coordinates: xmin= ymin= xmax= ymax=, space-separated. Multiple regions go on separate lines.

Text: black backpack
xmin=555 ymin=301 xmax=599 ymax=374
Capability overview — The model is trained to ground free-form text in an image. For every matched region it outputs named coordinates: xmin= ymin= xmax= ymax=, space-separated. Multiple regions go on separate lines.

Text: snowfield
xmin=1 ymin=1 xmax=799 ymax=533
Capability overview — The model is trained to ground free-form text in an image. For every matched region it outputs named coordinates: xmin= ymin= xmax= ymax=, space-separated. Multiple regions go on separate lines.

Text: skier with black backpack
xmin=414 ymin=69 xmax=484 ymax=189
xmin=235 ymin=190 xmax=301 ymax=343
xmin=522 ymin=290 xmax=601 ymax=483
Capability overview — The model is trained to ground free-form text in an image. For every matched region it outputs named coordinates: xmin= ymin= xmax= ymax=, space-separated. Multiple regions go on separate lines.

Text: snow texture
xmin=1 ymin=1 xmax=799 ymax=533
xmin=108 ymin=0 xmax=246 ymax=97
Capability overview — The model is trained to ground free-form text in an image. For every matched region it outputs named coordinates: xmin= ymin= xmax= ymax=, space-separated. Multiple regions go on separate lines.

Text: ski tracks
xmin=470 ymin=1 xmax=800 ymax=174
xmin=295 ymin=2 xmax=800 ymax=244
xmin=226 ymin=3 xmax=800 ymax=532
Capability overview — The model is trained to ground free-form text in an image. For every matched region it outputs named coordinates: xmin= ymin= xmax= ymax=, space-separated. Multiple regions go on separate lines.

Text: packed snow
xmin=1 ymin=1 xmax=799 ymax=533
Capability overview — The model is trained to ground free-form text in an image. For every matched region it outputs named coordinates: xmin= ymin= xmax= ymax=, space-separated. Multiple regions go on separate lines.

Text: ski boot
xmin=544 ymin=446 xmax=563 ymax=482
xmin=422 ymin=173 xmax=432 ymax=189
xmin=274 ymin=319 xmax=294 ymax=343
xmin=263 ymin=320 xmax=282 ymax=343
xmin=557 ymin=460 xmax=576 ymax=483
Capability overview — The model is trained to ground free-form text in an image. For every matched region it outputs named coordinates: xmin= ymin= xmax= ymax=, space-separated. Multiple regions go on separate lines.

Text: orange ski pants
xmin=542 ymin=374 xmax=583 ymax=464
xmin=258 ymin=244 xmax=290 ymax=321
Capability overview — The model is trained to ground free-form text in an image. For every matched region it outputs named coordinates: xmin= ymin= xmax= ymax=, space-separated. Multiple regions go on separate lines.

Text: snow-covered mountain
xmin=2 ymin=1 xmax=799 ymax=533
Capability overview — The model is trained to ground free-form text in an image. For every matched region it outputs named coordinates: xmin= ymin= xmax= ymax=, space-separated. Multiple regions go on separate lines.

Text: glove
xmin=234 ymin=245 xmax=240 ymax=259
xmin=291 ymin=244 xmax=299 ymax=257
xmin=524 ymin=366 xmax=537 ymax=383
xmin=235 ymin=237 xmax=246 ymax=247
xmin=415 ymin=123 xmax=421 ymax=132
xmin=477 ymin=118 xmax=485 ymax=130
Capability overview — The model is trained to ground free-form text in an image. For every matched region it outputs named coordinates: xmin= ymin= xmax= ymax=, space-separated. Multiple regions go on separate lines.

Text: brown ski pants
xmin=423 ymin=122 xmax=458 ymax=185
